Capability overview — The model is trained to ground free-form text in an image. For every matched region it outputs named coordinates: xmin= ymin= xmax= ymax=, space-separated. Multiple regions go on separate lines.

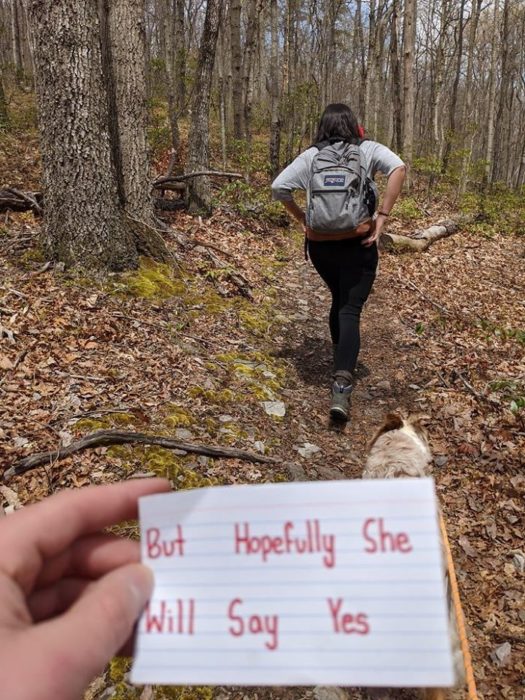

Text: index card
xmin=131 ymin=478 xmax=455 ymax=688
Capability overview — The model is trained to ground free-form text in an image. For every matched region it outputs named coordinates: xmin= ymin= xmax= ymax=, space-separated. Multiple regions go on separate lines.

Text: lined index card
xmin=131 ymin=478 xmax=455 ymax=688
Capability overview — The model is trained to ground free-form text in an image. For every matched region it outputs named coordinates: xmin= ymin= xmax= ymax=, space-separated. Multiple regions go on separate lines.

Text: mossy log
xmin=381 ymin=219 xmax=460 ymax=252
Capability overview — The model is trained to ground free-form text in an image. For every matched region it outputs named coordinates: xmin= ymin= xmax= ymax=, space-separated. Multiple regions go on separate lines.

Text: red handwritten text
xmin=234 ymin=520 xmax=335 ymax=568
xmin=145 ymin=599 xmax=195 ymax=634
xmin=362 ymin=518 xmax=413 ymax=553
xmin=228 ymin=598 xmax=279 ymax=650
xmin=146 ymin=525 xmax=186 ymax=559
xmin=327 ymin=598 xmax=370 ymax=635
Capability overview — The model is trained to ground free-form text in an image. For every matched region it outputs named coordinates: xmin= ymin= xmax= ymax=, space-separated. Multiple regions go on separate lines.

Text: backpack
xmin=306 ymin=140 xmax=377 ymax=234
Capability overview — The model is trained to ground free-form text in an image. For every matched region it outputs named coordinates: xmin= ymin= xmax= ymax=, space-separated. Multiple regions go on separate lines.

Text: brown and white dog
xmin=363 ymin=413 xmax=464 ymax=700
xmin=363 ymin=412 xmax=432 ymax=481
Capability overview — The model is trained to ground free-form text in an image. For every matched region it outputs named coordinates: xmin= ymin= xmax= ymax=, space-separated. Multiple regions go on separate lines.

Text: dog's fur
xmin=363 ymin=412 xmax=432 ymax=480
xmin=363 ymin=413 xmax=463 ymax=700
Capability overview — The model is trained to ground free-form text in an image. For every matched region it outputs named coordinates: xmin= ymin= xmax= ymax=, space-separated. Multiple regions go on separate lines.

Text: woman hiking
xmin=271 ymin=103 xmax=406 ymax=422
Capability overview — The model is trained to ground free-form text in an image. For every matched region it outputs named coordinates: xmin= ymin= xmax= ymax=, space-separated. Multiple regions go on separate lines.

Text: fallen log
xmin=382 ymin=218 xmax=460 ymax=252
xmin=153 ymin=171 xmax=243 ymax=187
xmin=4 ymin=429 xmax=284 ymax=481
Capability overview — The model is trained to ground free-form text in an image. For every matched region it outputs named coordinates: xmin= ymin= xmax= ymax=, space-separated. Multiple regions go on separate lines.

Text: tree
xmin=269 ymin=0 xmax=281 ymax=176
xmin=26 ymin=0 xmax=168 ymax=271
xmin=402 ymin=0 xmax=417 ymax=187
xmin=230 ymin=0 xmax=243 ymax=139
xmin=186 ymin=0 xmax=222 ymax=213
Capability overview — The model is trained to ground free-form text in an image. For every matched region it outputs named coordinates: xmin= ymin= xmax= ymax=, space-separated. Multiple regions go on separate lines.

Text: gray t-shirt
xmin=271 ymin=140 xmax=405 ymax=202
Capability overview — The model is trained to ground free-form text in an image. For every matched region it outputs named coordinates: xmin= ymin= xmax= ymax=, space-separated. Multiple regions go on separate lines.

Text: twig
xmin=5 ymin=187 xmax=43 ymax=215
xmin=154 ymin=171 xmax=243 ymax=187
xmin=397 ymin=274 xmax=451 ymax=316
xmin=4 ymin=430 xmax=284 ymax=480
xmin=0 ymin=340 xmax=37 ymax=388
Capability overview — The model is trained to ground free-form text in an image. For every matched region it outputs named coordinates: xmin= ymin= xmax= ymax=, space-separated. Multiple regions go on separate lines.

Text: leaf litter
xmin=0 ymin=203 xmax=524 ymax=699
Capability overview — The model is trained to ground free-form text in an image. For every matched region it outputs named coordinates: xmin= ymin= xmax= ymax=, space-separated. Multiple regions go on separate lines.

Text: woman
xmin=271 ymin=103 xmax=405 ymax=422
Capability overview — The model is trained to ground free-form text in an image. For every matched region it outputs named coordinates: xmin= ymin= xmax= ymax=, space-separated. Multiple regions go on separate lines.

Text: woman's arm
xmin=283 ymin=199 xmax=306 ymax=225
xmin=362 ymin=165 xmax=406 ymax=247
xmin=271 ymin=150 xmax=313 ymax=226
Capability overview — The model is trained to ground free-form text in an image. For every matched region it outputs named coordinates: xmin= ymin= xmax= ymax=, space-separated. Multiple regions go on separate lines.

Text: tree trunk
xmin=242 ymin=0 xmax=263 ymax=143
xmin=164 ymin=0 xmax=181 ymax=168
xmin=186 ymin=0 xmax=222 ymax=213
xmin=402 ymin=0 xmax=417 ymax=187
xmin=230 ymin=0 xmax=243 ymax=140
xmin=105 ymin=0 xmax=154 ymax=224
xmin=485 ymin=0 xmax=499 ymax=184
xmin=26 ymin=0 xmax=138 ymax=271
xmin=0 ymin=68 xmax=8 ymax=128
xmin=269 ymin=0 xmax=281 ymax=177
xmin=11 ymin=0 xmax=24 ymax=79
xmin=390 ymin=0 xmax=403 ymax=152
xmin=441 ymin=0 xmax=466 ymax=173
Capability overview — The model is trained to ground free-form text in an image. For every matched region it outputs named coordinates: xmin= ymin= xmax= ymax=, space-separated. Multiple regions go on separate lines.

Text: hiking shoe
xmin=330 ymin=380 xmax=353 ymax=421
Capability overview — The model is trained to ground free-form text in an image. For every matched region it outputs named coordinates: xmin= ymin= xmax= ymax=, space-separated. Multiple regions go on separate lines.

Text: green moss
xmin=114 ymin=258 xmax=185 ymax=300
xmin=74 ymin=418 xmax=108 ymax=432
xmin=74 ymin=412 xmax=137 ymax=433
xmin=137 ymin=447 xmax=216 ymax=490
xmin=164 ymin=404 xmax=194 ymax=429
xmin=107 ymin=658 xmax=137 ymax=700
xmin=188 ymin=386 xmax=235 ymax=404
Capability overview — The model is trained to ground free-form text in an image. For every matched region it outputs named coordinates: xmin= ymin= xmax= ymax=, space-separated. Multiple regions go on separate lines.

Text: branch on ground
xmin=4 ymin=430 xmax=286 ymax=481
xmin=153 ymin=171 xmax=243 ymax=187
xmin=382 ymin=219 xmax=461 ymax=252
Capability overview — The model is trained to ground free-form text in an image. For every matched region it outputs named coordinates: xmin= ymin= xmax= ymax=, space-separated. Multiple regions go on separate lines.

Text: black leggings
xmin=308 ymin=237 xmax=378 ymax=375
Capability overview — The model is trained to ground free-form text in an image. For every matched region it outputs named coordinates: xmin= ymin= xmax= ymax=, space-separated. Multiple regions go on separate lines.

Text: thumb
xmin=35 ymin=564 xmax=153 ymax=695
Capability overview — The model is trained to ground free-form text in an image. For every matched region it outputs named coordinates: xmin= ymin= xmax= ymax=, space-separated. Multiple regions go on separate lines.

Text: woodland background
xmin=0 ymin=1 xmax=524 ymax=699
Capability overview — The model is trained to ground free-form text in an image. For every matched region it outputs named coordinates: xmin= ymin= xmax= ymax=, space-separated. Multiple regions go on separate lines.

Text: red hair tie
xmin=357 ymin=125 xmax=365 ymax=138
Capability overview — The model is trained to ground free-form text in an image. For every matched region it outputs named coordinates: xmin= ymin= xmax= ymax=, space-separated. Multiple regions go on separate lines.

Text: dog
xmin=363 ymin=412 xmax=432 ymax=480
xmin=362 ymin=413 xmax=464 ymax=700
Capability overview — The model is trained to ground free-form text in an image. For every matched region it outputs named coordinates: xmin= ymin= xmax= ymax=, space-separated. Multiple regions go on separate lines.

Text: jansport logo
xmin=324 ymin=175 xmax=346 ymax=187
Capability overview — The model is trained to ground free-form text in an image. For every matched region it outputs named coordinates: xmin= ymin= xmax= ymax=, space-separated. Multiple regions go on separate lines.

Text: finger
xmin=0 ymin=478 xmax=170 ymax=592
xmin=35 ymin=534 xmax=140 ymax=588
xmin=31 ymin=564 xmax=153 ymax=695
xmin=29 ymin=577 xmax=91 ymax=621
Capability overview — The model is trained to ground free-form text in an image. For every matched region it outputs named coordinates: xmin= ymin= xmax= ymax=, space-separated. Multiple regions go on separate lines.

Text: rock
xmin=491 ymin=641 xmax=511 ymax=666
xmin=254 ymin=440 xmax=265 ymax=454
xmin=313 ymin=687 xmax=349 ymax=700
xmin=175 ymin=428 xmax=193 ymax=441
xmin=434 ymin=455 xmax=448 ymax=467
xmin=262 ymin=400 xmax=286 ymax=417
xmin=316 ymin=465 xmax=345 ymax=480
xmin=219 ymin=414 xmax=234 ymax=423
xmin=285 ymin=462 xmax=308 ymax=481
xmin=13 ymin=436 xmax=29 ymax=448
xmin=375 ymin=379 xmax=391 ymax=391
xmin=296 ymin=442 xmax=321 ymax=459
xmin=511 ymin=550 xmax=525 ymax=574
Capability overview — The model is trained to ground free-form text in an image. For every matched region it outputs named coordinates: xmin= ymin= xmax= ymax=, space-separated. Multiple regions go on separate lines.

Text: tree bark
xmin=0 ymin=68 xmax=8 ymax=128
xmin=26 ymin=0 xmax=138 ymax=271
xmin=230 ymin=0 xmax=243 ymax=139
xmin=105 ymin=0 xmax=154 ymax=224
xmin=186 ymin=0 xmax=222 ymax=213
xmin=242 ymin=0 xmax=263 ymax=143
xmin=390 ymin=0 xmax=403 ymax=152
xmin=402 ymin=0 xmax=417 ymax=187
xmin=381 ymin=219 xmax=460 ymax=252
xmin=269 ymin=0 xmax=281 ymax=177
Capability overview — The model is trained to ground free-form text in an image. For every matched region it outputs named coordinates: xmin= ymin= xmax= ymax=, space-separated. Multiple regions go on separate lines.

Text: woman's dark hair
xmin=314 ymin=103 xmax=361 ymax=145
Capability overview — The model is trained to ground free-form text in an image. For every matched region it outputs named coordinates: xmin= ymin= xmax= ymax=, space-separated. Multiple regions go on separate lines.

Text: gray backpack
xmin=306 ymin=140 xmax=377 ymax=234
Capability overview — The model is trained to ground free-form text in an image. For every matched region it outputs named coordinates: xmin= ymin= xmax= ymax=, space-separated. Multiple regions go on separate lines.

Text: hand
xmin=361 ymin=215 xmax=386 ymax=247
xmin=0 ymin=478 xmax=170 ymax=700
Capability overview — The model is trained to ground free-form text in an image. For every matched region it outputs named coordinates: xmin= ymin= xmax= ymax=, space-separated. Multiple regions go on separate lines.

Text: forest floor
xmin=1 ymin=141 xmax=524 ymax=697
